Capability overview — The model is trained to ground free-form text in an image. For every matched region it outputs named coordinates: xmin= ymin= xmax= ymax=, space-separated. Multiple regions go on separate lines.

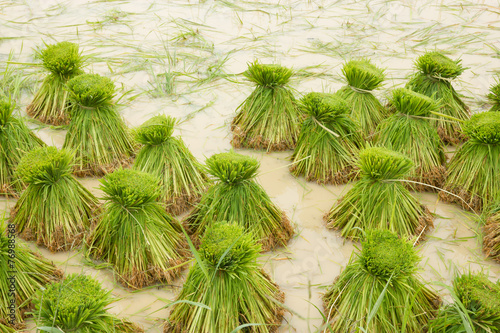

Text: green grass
xmin=133 ymin=115 xmax=210 ymax=215
xmin=323 ymin=230 xmax=440 ymax=332
xmin=165 ymin=222 xmax=285 ymax=333
xmin=231 ymin=61 xmax=302 ymax=151
xmin=290 ymin=92 xmax=363 ymax=184
xmin=10 ymin=146 xmax=98 ymax=252
xmin=325 ymin=146 xmax=433 ymax=241
xmin=487 ymin=77 xmax=500 ymax=112
xmin=86 ymin=169 xmax=189 ymax=289
xmin=63 ymin=73 xmax=135 ymax=176
xmin=374 ymin=88 xmax=446 ymax=191
xmin=185 ymin=151 xmax=294 ymax=251
xmin=0 ymin=99 xmax=45 ymax=196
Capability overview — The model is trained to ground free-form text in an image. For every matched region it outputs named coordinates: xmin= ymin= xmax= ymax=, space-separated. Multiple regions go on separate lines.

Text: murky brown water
xmin=2 ymin=0 xmax=500 ymax=332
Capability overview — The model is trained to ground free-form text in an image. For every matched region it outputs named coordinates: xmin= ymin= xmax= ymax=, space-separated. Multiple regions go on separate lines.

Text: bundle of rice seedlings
xmin=374 ymin=88 xmax=446 ymax=191
xmin=323 ymin=229 xmax=440 ymax=332
xmin=336 ymin=59 xmax=387 ymax=138
xmin=439 ymin=112 xmax=500 ymax=212
xmin=9 ymin=146 xmax=98 ymax=252
xmin=165 ymin=222 xmax=285 ymax=333
xmin=32 ymin=273 xmax=143 ymax=332
xmin=63 ymin=73 xmax=135 ymax=176
xmin=86 ymin=168 xmax=189 ymax=289
xmin=487 ymin=77 xmax=500 ymax=112
xmin=427 ymin=271 xmax=500 ymax=332
xmin=26 ymin=41 xmax=84 ymax=125
xmin=0 ymin=99 xmax=45 ymax=196
xmin=133 ymin=115 xmax=210 ymax=215
xmin=0 ymin=323 xmax=14 ymax=333
xmin=289 ymin=92 xmax=363 ymax=184
xmin=483 ymin=203 xmax=500 ymax=263
xmin=185 ymin=152 xmax=294 ymax=251
xmin=406 ymin=51 xmax=470 ymax=144
xmin=0 ymin=221 xmax=61 ymax=329
xmin=231 ymin=61 xmax=302 ymax=151
xmin=325 ymin=146 xmax=433 ymax=241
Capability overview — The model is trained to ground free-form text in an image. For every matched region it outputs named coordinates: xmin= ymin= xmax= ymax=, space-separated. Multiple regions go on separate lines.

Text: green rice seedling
xmin=483 ymin=203 xmax=500 ymax=263
xmin=439 ymin=112 xmax=500 ymax=212
xmin=9 ymin=146 xmax=98 ymax=252
xmin=487 ymin=77 xmax=500 ymax=112
xmin=86 ymin=169 xmax=189 ymax=289
xmin=165 ymin=222 xmax=285 ymax=333
xmin=290 ymin=92 xmax=363 ymax=184
xmin=406 ymin=51 xmax=470 ymax=144
xmin=374 ymin=88 xmax=446 ymax=191
xmin=133 ymin=115 xmax=210 ymax=215
xmin=0 ymin=99 xmax=45 ymax=196
xmin=336 ymin=59 xmax=388 ymax=138
xmin=427 ymin=271 xmax=500 ymax=332
xmin=0 ymin=323 xmax=14 ymax=333
xmin=323 ymin=229 xmax=440 ymax=332
xmin=231 ymin=61 xmax=302 ymax=151
xmin=185 ymin=152 xmax=294 ymax=251
xmin=63 ymin=73 xmax=135 ymax=176
xmin=32 ymin=273 xmax=143 ymax=332
xmin=0 ymin=221 xmax=61 ymax=330
xmin=26 ymin=41 xmax=85 ymax=125
xmin=325 ymin=146 xmax=433 ymax=241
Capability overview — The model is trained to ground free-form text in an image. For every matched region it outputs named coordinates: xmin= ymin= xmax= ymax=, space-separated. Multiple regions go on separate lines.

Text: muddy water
xmin=2 ymin=0 xmax=500 ymax=332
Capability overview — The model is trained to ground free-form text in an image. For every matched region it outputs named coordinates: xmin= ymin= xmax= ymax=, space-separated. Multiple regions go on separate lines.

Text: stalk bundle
xmin=185 ymin=152 xmax=293 ymax=251
xmin=406 ymin=51 xmax=470 ymax=144
xmin=487 ymin=77 xmax=500 ymax=112
xmin=290 ymin=92 xmax=363 ymax=184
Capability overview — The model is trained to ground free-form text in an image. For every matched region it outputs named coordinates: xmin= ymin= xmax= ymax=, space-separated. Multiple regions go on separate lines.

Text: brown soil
xmin=405 ymin=165 xmax=447 ymax=192
xmin=289 ymin=164 xmax=360 ymax=186
xmin=231 ymin=124 xmax=296 ymax=152
xmin=483 ymin=213 xmax=500 ymax=262
xmin=437 ymin=126 xmax=467 ymax=146
xmin=438 ymin=185 xmax=483 ymax=213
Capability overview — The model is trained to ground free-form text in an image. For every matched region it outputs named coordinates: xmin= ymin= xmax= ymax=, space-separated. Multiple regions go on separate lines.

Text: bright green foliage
xmin=33 ymin=274 xmax=141 ymax=332
xmin=323 ymin=229 xmax=440 ymax=332
xmin=63 ymin=73 xmax=135 ymax=176
xmin=11 ymin=146 xmax=98 ymax=251
xmin=483 ymin=204 xmax=500 ymax=262
xmin=87 ymin=169 xmax=188 ymax=289
xmin=441 ymin=112 xmax=500 ymax=212
xmin=27 ymin=41 xmax=85 ymax=125
xmin=231 ymin=61 xmax=302 ymax=151
xmin=290 ymin=92 xmax=363 ymax=184
xmin=326 ymin=147 xmax=433 ymax=241
xmin=0 ymin=221 xmax=61 ymax=327
xmin=487 ymin=78 xmax=500 ymax=112
xmin=0 ymin=323 xmax=14 ymax=333
xmin=406 ymin=51 xmax=469 ymax=145
xmin=374 ymin=88 xmax=446 ymax=191
xmin=186 ymin=152 xmax=293 ymax=251
xmin=0 ymin=99 xmax=45 ymax=195
xmin=428 ymin=272 xmax=500 ymax=332
xmin=133 ymin=115 xmax=209 ymax=215
xmin=337 ymin=59 xmax=388 ymax=137
xmin=165 ymin=222 xmax=284 ymax=333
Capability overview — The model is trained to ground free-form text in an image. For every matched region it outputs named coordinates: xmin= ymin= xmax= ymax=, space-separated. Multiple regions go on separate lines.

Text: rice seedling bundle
xmin=439 ymin=111 xmax=500 ymax=212
xmin=0 ymin=222 xmax=61 ymax=329
xmin=487 ymin=77 xmax=500 ymax=112
xmin=63 ymin=73 xmax=135 ymax=176
xmin=32 ymin=273 xmax=143 ymax=332
xmin=336 ymin=59 xmax=387 ymax=138
xmin=133 ymin=115 xmax=210 ymax=215
xmin=26 ymin=41 xmax=84 ymax=125
xmin=289 ymin=92 xmax=363 ymax=184
xmin=86 ymin=168 xmax=188 ymax=289
xmin=165 ymin=222 xmax=285 ymax=333
xmin=406 ymin=51 xmax=470 ymax=144
xmin=483 ymin=203 xmax=500 ymax=263
xmin=323 ymin=229 xmax=440 ymax=332
xmin=0 ymin=99 xmax=45 ymax=196
xmin=427 ymin=272 xmax=500 ymax=332
xmin=231 ymin=61 xmax=302 ymax=151
xmin=185 ymin=151 xmax=294 ymax=251
xmin=325 ymin=146 xmax=433 ymax=241
xmin=10 ymin=146 xmax=98 ymax=252
xmin=374 ymin=88 xmax=446 ymax=191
